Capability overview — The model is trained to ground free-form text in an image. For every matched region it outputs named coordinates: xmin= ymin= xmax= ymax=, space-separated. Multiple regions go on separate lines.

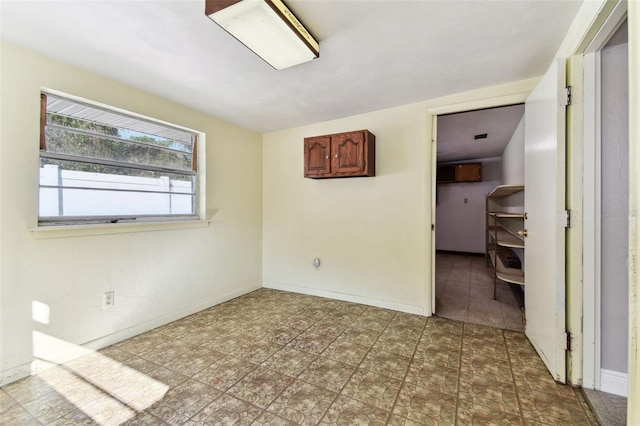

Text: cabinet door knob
xmin=335 ymin=154 xmax=339 ymax=159
xmin=325 ymin=155 xmax=329 ymax=159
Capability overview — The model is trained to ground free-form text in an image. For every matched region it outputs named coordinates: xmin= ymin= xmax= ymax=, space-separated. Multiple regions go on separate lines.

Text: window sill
xmin=30 ymin=219 xmax=210 ymax=239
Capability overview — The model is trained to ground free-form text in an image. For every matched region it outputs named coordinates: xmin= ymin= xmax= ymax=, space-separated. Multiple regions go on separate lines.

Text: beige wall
xmin=0 ymin=43 xmax=263 ymax=384
xmin=261 ymin=80 xmax=537 ymax=317
xmin=263 ymin=105 xmax=429 ymax=314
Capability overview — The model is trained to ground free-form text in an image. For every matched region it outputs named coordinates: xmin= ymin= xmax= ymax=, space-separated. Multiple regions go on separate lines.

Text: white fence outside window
xmin=39 ymin=165 xmax=193 ymax=217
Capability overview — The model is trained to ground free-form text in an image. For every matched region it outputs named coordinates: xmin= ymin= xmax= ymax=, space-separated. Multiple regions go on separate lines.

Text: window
xmin=39 ymin=92 xmax=199 ymax=226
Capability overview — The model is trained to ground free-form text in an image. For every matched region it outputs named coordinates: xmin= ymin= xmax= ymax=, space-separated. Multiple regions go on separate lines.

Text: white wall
xmin=435 ymin=114 xmax=524 ymax=255
xmin=435 ymin=159 xmax=502 ymax=253
xmin=0 ymin=43 xmax=263 ymax=384
xmin=627 ymin=2 xmax=639 ymax=421
xmin=600 ymin=31 xmax=629 ymax=375
xmin=501 ymin=116 xmax=525 ymax=185
xmin=500 ymin=116 xmax=525 ymax=212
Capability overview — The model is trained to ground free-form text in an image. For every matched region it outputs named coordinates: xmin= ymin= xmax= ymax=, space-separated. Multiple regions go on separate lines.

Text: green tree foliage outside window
xmin=45 ymin=113 xmax=193 ymax=176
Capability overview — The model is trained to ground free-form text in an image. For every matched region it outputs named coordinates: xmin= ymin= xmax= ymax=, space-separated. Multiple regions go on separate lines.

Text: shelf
xmin=488 ymin=212 xmax=525 ymax=219
xmin=487 ymin=185 xmax=524 ymax=199
xmin=497 ymin=271 xmax=526 ymax=286
xmin=486 ymin=184 xmax=525 ymax=299
xmin=488 ymin=226 xmax=525 ymax=249
xmin=489 ymin=251 xmax=525 ymax=285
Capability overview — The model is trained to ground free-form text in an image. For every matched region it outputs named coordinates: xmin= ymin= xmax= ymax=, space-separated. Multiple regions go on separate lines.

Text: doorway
xmin=434 ymin=104 xmax=525 ymax=331
xmin=583 ymin=16 xmax=629 ymax=400
xmin=428 ymin=65 xmax=571 ymax=384
xmin=580 ymin=13 xmax=629 ymax=425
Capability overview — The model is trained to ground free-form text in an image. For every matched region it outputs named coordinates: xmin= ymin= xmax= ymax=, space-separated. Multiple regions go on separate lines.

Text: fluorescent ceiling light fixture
xmin=205 ymin=0 xmax=319 ymax=70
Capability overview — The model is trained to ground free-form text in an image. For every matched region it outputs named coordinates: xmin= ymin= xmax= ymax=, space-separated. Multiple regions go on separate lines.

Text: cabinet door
xmin=330 ymin=131 xmax=365 ymax=176
xmin=455 ymin=163 xmax=482 ymax=182
xmin=304 ymin=136 xmax=331 ymax=177
xmin=437 ymin=164 xmax=456 ymax=183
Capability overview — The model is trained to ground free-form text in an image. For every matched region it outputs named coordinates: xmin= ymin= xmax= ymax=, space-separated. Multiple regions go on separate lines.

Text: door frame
xmin=628 ymin=2 xmax=640 ymax=422
xmin=426 ymin=81 xmax=537 ymax=315
xmin=581 ymin=1 xmax=629 ymax=392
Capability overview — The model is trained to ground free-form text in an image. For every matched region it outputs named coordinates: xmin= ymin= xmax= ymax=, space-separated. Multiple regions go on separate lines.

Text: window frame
xmin=38 ymin=90 xmax=205 ymax=228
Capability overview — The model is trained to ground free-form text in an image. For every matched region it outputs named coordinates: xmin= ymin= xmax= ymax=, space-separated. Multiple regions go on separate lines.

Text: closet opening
xmin=434 ymin=103 xmax=526 ymax=331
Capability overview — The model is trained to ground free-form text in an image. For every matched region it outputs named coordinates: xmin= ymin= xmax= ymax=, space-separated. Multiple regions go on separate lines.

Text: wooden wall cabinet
xmin=304 ymin=130 xmax=375 ymax=178
xmin=437 ymin=162 xmax=482 ymax=183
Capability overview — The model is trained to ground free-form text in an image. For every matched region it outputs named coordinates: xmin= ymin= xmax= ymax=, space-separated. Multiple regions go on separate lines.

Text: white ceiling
xmin=0 ymin=0 xmax=582 ymax=134
xmin=437 ymin=104 xmax=525 ymax=163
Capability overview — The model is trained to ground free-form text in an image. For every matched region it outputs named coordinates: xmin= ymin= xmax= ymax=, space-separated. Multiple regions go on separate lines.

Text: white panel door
xmin=524 ymin=58 xmax=567 ymax=383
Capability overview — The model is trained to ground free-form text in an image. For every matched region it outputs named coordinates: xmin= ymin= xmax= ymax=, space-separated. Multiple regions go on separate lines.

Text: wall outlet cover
xmin=103 ymin=291 xmax=115 ymax=308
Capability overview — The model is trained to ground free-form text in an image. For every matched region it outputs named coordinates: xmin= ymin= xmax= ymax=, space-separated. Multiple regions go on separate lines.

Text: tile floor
xmin=583 ymin=388 xmax=627 ymax=426
xmin=0 ymin=289 xmax=598 ymax=425
xmin=436 ymin=253 xmax=630 ymax=425
xmin=435 ymin=252 xmax=525 ymax=332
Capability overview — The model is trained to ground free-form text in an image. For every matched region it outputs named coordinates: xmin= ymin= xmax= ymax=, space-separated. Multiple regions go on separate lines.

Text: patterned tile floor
xmin=1 ymin=289 xmax=598 ymax=425
xmin=436 ymin=252 xmax=525 ymax=332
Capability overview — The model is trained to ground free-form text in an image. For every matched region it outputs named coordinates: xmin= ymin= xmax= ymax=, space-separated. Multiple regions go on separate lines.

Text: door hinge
xmin=560 ymin=209 xmax=571 ymax=228
xmin=431 ymin=224 xmax=435 ymax=231
xmin=564 ymin=332 xmax=572 ymax=351
xmin=560 ymin=86 xmax=572 ymax=106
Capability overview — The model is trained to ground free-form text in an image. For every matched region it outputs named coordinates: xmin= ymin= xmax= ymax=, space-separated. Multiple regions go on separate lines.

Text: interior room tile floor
xmin=583 ymin=388 xmax=627 ymax=426
xmin=1 ymin=289 xmax=598 ymax=425
xmin=435 ymin=252 xmax=525 ymax=332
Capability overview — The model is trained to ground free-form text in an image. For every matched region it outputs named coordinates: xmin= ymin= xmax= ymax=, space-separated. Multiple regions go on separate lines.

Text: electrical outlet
xmin=103 ymin=291 xmax=115 ymax=309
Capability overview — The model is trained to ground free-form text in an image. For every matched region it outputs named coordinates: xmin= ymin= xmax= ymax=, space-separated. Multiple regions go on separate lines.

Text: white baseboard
xmin=600 ymin=369 xmax=628 ymax=397
xmin=262 ymin=281 xmax=426 ymax=316
xmin=0 ymin=284 xmax=261 ymax=387
xmin=0 ymin=363 xmax=32 ymax=388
